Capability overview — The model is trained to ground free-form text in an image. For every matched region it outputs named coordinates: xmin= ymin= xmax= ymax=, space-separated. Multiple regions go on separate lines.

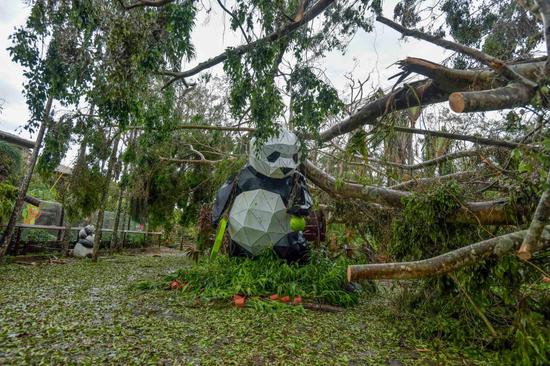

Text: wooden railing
xmin=0 ymin=224 xmax=163 ymax=254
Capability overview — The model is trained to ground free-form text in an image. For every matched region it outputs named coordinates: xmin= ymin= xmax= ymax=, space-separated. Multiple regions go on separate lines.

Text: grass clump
xmin=162 ymin=249 xmax=361 ymax=307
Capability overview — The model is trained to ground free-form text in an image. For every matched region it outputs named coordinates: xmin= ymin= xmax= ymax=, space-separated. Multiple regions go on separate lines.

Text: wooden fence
xmin=1 ymin=224 xmax=162 ymax=255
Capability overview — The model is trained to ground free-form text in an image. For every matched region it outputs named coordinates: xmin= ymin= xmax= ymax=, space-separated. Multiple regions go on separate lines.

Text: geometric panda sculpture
xmin=212 ymin=129 xmax=313 ymax=262
xmin=73 ymin=225 xmax=95 ymax=258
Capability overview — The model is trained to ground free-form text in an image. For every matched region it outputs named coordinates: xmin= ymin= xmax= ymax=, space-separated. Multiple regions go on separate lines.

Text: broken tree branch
xmin=301 ymin=160 xmax=528 ymax=225
xmin=367 ymin=147 xmax=504 ymax=171
xmin=369 ymin=124 xmax=529 ymax=150
xmin=517 ymin=167 xmax=550 ymax=260
xmin=319 ymin=58 xmax=544 ymax=142
xmin=449 ymin=83 xmax=536 ymax=113
xmin=347 ymin=225 xmax=550 ymax=281
xmin=377 ymin=16 xmax=538 ymax=88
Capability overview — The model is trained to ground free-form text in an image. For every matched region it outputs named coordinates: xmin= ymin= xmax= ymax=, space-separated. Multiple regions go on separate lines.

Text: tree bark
xmin=517 ymin=167 xmax=550 ymax=260
xmin=449 ymin=83 xmax=535 ymax=113
xmin=301 ymin=160 xmax=527 ymax=225
xmin=347 ymin=226 xmax=550 ymax=281
xmin=110 ymin=162 xmax=127 ymax=252
xmin=92 ymin=134 xmax=120 ymax=262
xmin=0 ymin=96 xmax=53 ymax=259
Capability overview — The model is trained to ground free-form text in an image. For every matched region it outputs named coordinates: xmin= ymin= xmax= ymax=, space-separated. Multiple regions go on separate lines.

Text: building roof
xmin=55 ymin=164 xmax=73 ymax=176
xmin=0 ymin=129 xmax=35 ymax=149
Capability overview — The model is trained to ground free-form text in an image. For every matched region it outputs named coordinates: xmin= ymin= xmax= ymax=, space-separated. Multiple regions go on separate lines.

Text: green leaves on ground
xmin=163 ymin=250 xmax=360 ymax=307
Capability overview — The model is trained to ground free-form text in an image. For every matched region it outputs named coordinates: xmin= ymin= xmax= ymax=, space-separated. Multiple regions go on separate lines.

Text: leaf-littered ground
xmin=0 ymin=251 xmax=498 ymax=365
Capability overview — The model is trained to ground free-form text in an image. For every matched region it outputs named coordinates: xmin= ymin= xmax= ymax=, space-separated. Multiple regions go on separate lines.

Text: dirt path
xmin=0 ymin=252 xmax=496 ymax=365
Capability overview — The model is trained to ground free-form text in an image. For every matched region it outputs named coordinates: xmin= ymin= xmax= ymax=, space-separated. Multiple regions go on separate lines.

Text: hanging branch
xmin=347 ymin=226 xmax=550 ymax=281
xmin=117 ymin=0 xmax=176 ymax=10
xmin=161 ymin=0 xmax=335 ymax=88
xmin=128 ymin=124 xmax=256 ymax=132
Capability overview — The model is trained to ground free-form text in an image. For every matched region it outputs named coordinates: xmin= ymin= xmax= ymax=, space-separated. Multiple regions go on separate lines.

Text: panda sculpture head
xmin=249 ymin=129 xmax=300 ymax=179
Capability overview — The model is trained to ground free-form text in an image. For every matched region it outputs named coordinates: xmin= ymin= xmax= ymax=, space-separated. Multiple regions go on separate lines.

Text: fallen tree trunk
xmin=347 ymin=226 xmax=550 ymax=281
xmin=301 ymin=160 xmax=528 ymax=225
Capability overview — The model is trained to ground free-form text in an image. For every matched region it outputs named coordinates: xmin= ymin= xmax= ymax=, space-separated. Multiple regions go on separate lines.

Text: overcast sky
xmin=0 ymin=0 xmax=446 ymax=145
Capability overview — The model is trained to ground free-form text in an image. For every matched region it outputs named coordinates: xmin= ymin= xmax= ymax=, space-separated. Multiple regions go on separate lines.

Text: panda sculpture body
xmin=73 ymin=225 xmax=95 ymax=258
xmin=212 ymin=129 xmax=312 ymax=261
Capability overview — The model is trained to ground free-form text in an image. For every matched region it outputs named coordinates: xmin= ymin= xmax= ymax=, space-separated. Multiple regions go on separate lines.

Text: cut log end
xmin=347 ymin=265 xmax=353 ymax=282
xmin=449 ymin=93 xmax=465 ymax=113
xmin=517 ymin=247 xmax=532 ymax=261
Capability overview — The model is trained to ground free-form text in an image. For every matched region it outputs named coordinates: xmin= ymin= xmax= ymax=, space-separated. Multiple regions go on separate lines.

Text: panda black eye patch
xmin=266 ymin=151 xmax=280 ymax=162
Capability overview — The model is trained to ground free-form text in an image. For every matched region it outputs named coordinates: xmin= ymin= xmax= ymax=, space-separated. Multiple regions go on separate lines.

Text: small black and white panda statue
xmin=212 ymin=129 xmax=313 ymax=262
xmin=73 ymin=225 xmax=95 ymax=258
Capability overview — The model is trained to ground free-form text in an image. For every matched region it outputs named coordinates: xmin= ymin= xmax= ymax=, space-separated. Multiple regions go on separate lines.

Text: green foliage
xmin=0 ymin=254 xmax=499 ymax=364
xmin=164 ymin=250 xmax=360 ymax=307
xmin=37 ymin=116 xmax=73 ymax=178
xmin=0 ymin=182 xmax=18 ymax=223
xmin=290 ymin=66 xmax=344 ymax=140
xmin=391 ymin=182 xmax=483 ymax=260
xmin=0 ymin=142 xmax=22 ymax=183
xmin=388 ymin=183 xmax=550 ymax=364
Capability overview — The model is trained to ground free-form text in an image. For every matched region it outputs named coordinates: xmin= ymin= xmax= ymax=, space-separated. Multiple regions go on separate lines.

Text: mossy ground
xmin=0 ymin=250 xmax=499 ymax=365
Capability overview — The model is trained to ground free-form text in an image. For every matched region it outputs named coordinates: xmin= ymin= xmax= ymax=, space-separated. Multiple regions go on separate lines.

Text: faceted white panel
xmin=228 ymin=189 xmax=290 ymax=256
xmin=249 ymin=129 xmax=300 ymax=178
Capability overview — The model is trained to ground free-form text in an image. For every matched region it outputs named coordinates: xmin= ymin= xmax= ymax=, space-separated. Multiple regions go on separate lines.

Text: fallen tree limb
xmin=361 ymin=122 xmax=533 ymax=150
xmin=367 ymin=147 xmax=504 ymax=171
xmin=302 ymin=302 xmax=344 ymax=313
xmin=347 ymin=226 xmax=550 ymax=281
xmin=301 ymin=160 xmax=528 ymax=225
xmin=318 ymin=58 xmax=543 ymax=143
xmin=389 ymin=171 xmax=480 ymax=190
xmin=517 ymin=167 xmax=550 ymax=260
xmin=449 ymin=83 xmax=536 ymax=113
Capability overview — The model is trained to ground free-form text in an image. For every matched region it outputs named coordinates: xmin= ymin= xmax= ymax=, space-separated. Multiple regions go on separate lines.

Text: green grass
xmin=0 ymin=253 xmax=499 ymax=365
